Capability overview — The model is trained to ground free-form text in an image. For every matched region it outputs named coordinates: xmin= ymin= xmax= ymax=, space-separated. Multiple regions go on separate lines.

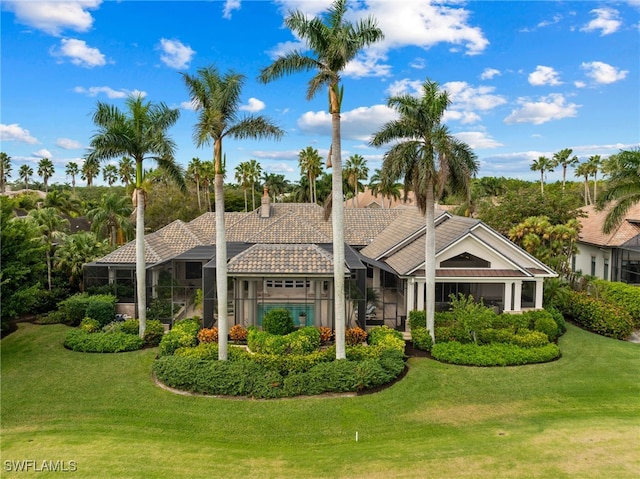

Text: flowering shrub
xmin=559 ymin=290 xmax=634 ymax=340
xmin=197 ymin=327 xmax=218 ymax=343
xmin=229 ymin=325 xmax=248 ymax=343
xmin=345 ymin=326 xmax=367 ymax=345
xmin=80 ymin=317 xmax=100 ymax=333
xmin=318 ymin=326 xmax=334 ymax=343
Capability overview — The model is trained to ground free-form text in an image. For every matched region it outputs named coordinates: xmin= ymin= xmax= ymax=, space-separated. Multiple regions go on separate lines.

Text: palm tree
xmin=586 ymin=154 xmax=602 ymax=204
xmin=344 ymin=154 xmax=369 ymax=207
xmin=370 ymin=79 xmax=478 ymax=341
xmin=65 ymin=162 xmax=79 ymax=192
xmin=259 ymin=0 xmax=383 ymax=360
xmin=86 ymin=192 xmax=134 ymax=248
xmin=597 ymin=148 xmax=640 ymax=234
xmin=81 ymin=157 xmax=100 ymax=187
xmin=0 ymin=152 xmax=11 ymax=193
xmin=103 ymin=164 xmax=119 ymax=186
xmin=552 ymin=148 xmax=577 ymax=192
xmin=18 ymin=164 xmax=33 ymax=190
xmin=182 ymin=65 xmax=283 ymax=361
xmin=262 ymin=172 xmax=288 ymax=202
xmin=28 ymin=207 xmax=69 ymax=291
xmin=118 ymin=156 xmax=134 ymax=187
xmin=54 ymin=231 xmax=110 ymax=291
xmin=37 ymin=158 xmax=55 ymax=193
xmin=530 ymin=156 xmax=554 ymax=195
xmin=187 ymin=157 xmax=203 ymax=211
xmin=298 ymin=146 xmax=323 ymax=204
xmin=234 ymin=161 xmax=250 ymax=212
xmin=44 ymin=190 xmax=82 ymax=217
xmin=575 ymin=161 xmax=592 ymax=206
xmin=199 ymin=161 xmax=214 ymax=212
xmin=369 ymin=168 xmax=401 ymax=208
xmin=87 ymin=94 xmax=183 ymax=338
xmin=246 ymin=159 xmax=262 ymax=211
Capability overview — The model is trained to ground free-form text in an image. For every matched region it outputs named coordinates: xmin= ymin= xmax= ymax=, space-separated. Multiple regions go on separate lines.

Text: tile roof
xmin=578 ymin=204 xmax=640 ymax=247
xmin=436 ymin=269 xmax=525 ymax=278
xmin=227 ymin=244 xmax=341 ymax=275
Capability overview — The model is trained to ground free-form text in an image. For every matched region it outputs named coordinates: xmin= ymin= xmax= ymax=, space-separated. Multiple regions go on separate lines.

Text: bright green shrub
xmin=435 ymin=311 xmax=455 ymax=326
xmin=247 ymin=326 xmax=320 ymax=355
xmin=477 ymin=328 xmax=516 ymax=345
xmin=431 ymin=341 xmax=560 ymax=366
xmin=408 ymin=310 xmax=426 ymax=330
xmin=512 ymin=330 xmax=550 ymax=348
xmin=80 ymin=317 xmax=100 ymax=333
xmin=368 ymin=325 xmax=402 ymax=345
xmin=546 ymin=306 xmax=566 ymax=335
xmin=85 ymin=295 xmax=117 ymax=327
xmin=144 ymin=320 xmax=165 ymax=347
xmin=434 ymin=325 xmax=472 ymax=343
xmin=59 ymin=293 xmax=92 ymax=326
xmin=559 ymin=290 xmax=634 ymax=340
xmin=593 ymin=280 xmax=640 ymax=328
xmin=158 ymin=318 xmax=200 ymax=356
xmin=411 ymin=326 xmax=433 ymax=351
xmin=175 ymin=343 xmax=248 ymax=361
xmin=262 ymin=308 xmax=295 ymax=335
xmin=120 ymin=319 xmax=140 ymax=336
xmin=250 ymin=349 xmax=332 ymax=376
xmin=37 ymin=310 xmax=66 ymax=325
xmin=64 ymin=330 xmax=144 ymax=353
xmin=533 ymin=314 xmax=559 ymax=341
xmin=449 ymin=293 xmax=498 ymax=343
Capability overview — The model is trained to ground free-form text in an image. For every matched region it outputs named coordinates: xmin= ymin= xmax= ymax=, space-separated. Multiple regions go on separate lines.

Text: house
xmin=574 ymin=204 xmax=640 ymax=284
xmin=84 ymin=191 xmax=556 ymax=330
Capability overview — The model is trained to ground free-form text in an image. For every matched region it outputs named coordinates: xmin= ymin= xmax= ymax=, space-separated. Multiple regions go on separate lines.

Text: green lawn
xmin=1 ymin=323 xmax=639 ymax=479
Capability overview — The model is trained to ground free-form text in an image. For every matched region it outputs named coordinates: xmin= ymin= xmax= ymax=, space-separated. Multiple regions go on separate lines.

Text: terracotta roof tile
xmin=578 ymin=204 xmax=640 ymax=247
xmin=227 ymin=244 xmax=342 ymax=275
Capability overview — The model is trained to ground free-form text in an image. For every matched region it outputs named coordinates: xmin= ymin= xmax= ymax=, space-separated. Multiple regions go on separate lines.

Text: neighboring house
xmin=85 ymin=191 xmax=556 ymax=330
xmin=574 ymin=204 xmax=640 ymax=284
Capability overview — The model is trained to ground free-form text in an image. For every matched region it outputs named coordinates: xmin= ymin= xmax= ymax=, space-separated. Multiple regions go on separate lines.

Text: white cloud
xmin=3 ymin=0 xmax=101 ymax=36
xmin=537 ymin=14 xmax=562 ymax=29
xmin=74 ymin=86 xmax=147 ymax=99
xmin=180 ymin=101 xmax=196 ymax=111
xmin=343 ymin=52 xmax=392 ymax=78
xmin=0 ymin=123 xmax=38 ymax=144
xmin=453 ymin=131 xmax=503 ymax=149
xmin=581 ymin=8 xmax=621 ymax=36
xmin=480 ymin=68 xmax=500 ymax=80
xmin=504 ymin=94 xmax=580 ymax=125
xmin=56 ymin=138 xmax=82 ymax=149
xmin=528 ymin=65 xmax=562 ymax=86
xmin=443 ymin=81 xmax=507 ymax=112
xmin=33 ymin=149 xmax=52 ymax=159
xmin=386 ymin=79 xmax=423 ymax=97
xmin=223 ymin=0 xmax=241 ymax=19
xmin=574 ymin=81 xmax=587 ymax=88
xmin=581 ymin=61 xmax=628 ymax=84
xmin=239 ymin=98 xmax=266 ymax=112
xmin=443 ymin=110 xmax=482 ymax=124
xmin=297 ymin=104 xmax=396 ymax=141
xmin=410 ymin=57 xmax=426 ymax=70
xmin=158 ymin=38 xmax=195 ymax=69
xmin=51 ymin=38 xmax=106 ymax=67
xmin=266 ymin=40 xmax=306 ymax=60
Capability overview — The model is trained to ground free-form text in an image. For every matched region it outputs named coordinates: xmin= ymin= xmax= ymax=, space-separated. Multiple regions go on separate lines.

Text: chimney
xmin=260 ymin=186 xmax=270 ymax=218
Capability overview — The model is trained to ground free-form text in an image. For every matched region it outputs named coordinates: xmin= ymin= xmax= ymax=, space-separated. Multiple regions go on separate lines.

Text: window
xmin=265 ymin=280 xmax=310 ymax=288
xmin=591 ymin=256 xmax=596 ymax=276
xmin=185 ymin=262 xmax=202 ymax=280
xmin=440 ymin=252 xmax=490 ymax=268
xmin=572 ymin=255 xmax=576 ymax=272
xmin=603 ymin=260 xmax=609 ymax=280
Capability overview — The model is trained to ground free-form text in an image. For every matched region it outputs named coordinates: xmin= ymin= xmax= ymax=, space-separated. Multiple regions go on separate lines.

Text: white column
xmin=314 ymin=280 xmax=322 ymax=326
xmin=504 ymin=281 xmax=513 ymax=312
xmin=513 ymin=281 xmax=522 ymax=311
xmin=417 ymin=281 xmax=425 ymax=310
xmin=373 ymin=268 xmax=381 ymax=289
xmin=237 ymin=280 xmax=245 ymax=326
xmin=151 ymin=269 xmax=160 ymax=299
xmin=534 ymin=279 xmax=544 ymax=310
xmin=406 ymin=278 xmax=415 ymax=314
xmin=248 ymin=280 xmax=256 ymax=326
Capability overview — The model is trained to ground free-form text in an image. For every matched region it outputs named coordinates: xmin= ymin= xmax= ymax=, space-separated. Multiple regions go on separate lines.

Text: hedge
xmin=64 ymin=330 xmax=144 ymax=353
xmin=559 ymin=290 xmax=634 ymax=340
xmin=431 ymin=342 xmax=560 ymax=366
xmin=592 ymin=279 xmax=640 ymax=328
xmin=158 ymin=318 xmax=200 ymax=356
xmin=59 ymin=293 xmax=117 ymax=327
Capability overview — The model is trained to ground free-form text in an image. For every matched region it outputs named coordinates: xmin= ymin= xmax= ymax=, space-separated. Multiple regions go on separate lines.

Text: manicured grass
xmin=2 ymin=323 xmax=639 ymax=478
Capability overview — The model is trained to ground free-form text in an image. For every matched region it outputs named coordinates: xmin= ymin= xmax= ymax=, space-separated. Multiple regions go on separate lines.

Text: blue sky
xmin=2 ymin=0 xmax=639 ymax=187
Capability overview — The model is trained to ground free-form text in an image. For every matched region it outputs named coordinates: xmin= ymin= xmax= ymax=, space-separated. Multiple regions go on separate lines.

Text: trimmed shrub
xmin=85 ymin=295 xmax=117 ymax=327
xmin=59 ymin=293 xmax=92 ymax=326
xmin=431 ymin=341 xmax=560 ymax=366
xmin=477 ymin=328 xmax=516 ymax=345
xmin=64 ymin=330 xmax=144 ymax=353
xmin=408 ymin=310 xmax=426 ymax=330
xmin=262 ymin=308 xmax=295 ymax=336
xmin=593 ymin=279 xmax=640 ymax=328
xmin=368 ymin=325 xmax=402 ymax=345
xmin=36 ymin=310 xmax=67 ymax=325
xmin=229 ymin=324 xmax=247 ymax=343
xmin=558 ymin=290 xmax=634 ymax=340
xmin=159 ymin=318 xmax=200 ymax=356
xmin=512 ymin=330 xmax=550 ymax=348
xmin=175 ymin=343 xmax=249 ymax=361
xmin=120 ymin=319 xmax=140 ymax=336
xmin=318 ymin=326 xmax=334 ymax=343
xmin=533 ymin=315 xmax=559 ymax=342
xmin=80 ymin=317 xmax=100 ymax=333
xmin=197 ymin=327 xmax=218 ymax=343
xmin=247 ymin=327 xmax=320 ymax=355
xmin=411 ymin=326 xmax=433 ymax=351
xmin=345 ymin=326 xmax=367 ymax=345
xmin=144 ymin=320 xmax=165 ymax=347
xmin=434 ymin=325 xmax=472 ymax=343
xmin=546 ymin=306 xmax=566 ymax=336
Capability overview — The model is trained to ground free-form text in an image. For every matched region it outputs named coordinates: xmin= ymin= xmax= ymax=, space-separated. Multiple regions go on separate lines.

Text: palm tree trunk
xmin=215 ymin=172 xmax=228 ymax=360
xmin=196 ymin=178 xmax=202 ymax=212
xmin=251 ymin=182 xmax=256 ymax=211
xmin=309 ymin=173 xmax=313 ymax=204
xmin=425 ymin=183 xmax=436 ymax=342
xmin=593 ymin=172 xmax=598 ymax=203
xmin=331 ymin=110 xmax=346 ymax=360
xmin=46 ymin=249 xmax=52 ymax=292
xmin=135 ymin=187 xmax=146 ymax=338
xmin=110 ymin=224 xmax=117 ymax=249
xmin=540 ymin=171 xmax=544 ymax=195
xmin=243 ymin=187 xmax=248 ymax=212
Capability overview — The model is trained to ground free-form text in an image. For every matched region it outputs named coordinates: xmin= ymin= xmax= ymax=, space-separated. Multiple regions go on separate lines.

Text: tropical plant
xmin=54 ymin=232 xmax=110 ymax=291
xmin=43 ymin=190 xmax=82 ymax=217
xmin=298 ymin=146 xmax=323 ymax=204
xmin=259 ymin=0 xmax=383 ymax=359
xmin=65 ymin=162 xmax=79 ymax=192
xmin=586 ymin=154 xmax=602 ymax=204
xmin=81 ymin=157 xmax=101 ymax=187
xmin=187 ymin=157 xmax=203 ymax=211
xmin=37 ymin=158 xmax=55 ymax=193
xmin=0 ymin=152 xmax=12 ymax=193
xmin=234 ymin=161 xmax=250 ymax=212
xmin=87 ymin=94 xmax=183 ymax=338
xmin=530 ymin=155 xmax=554 ymax=195
xmin=369 ymin=168 xmax=401 ymax=208
xmin=344 ymin=154 xmax=369 ymax=207
xmin=182 ymin=65 xmax=283 ymax=360
xmin=370 ymin=79 xmax=478 ymax=341
xmin=262 ymin=172 xmax=288 ymax=202
xmin=574 ymin=161 xmax=593 ymax=206
xmin=18 ymin=164 xmax=33 ymax=189
xmin=118 ymin=156 xmax=134 ymax=187
xmin=27 ymin=207 xmax=69 ymax=291
xmin=246 ymin=159 xmax=262 ymax=211
xmin=552 ymin=148 xmax=577 ymax=191
xmin=597 ymin=148 xmax=640 ymax=234
xmin=86 ymin=192 xmax=134 ymax=248
xmin=102 ymin=164 xmax=119 ymax=186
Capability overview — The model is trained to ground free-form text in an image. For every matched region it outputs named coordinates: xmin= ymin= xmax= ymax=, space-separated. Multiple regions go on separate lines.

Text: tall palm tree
xmin=246 ymin=159 xmax=262 ymax=211
xmin=102 ymin=164 xmax=119 ymax=186
xmin=234 ymin=161 xmax=251 ymax=212
xmin=530 ymin=156 xmax=554 ymax=195
xmin=262 ymin=172 xmax=288 ymax=202
xmin=199 ymin=161 xmax=214 ymax=212
xmin=28 ymin=207 xmax=69 ymax=291
xmin=118 ymin=156 xmax=134 ymax=187
xmin=87 ymin=94 xmax=183 ymax=338
xmin=44 ymin=190 xmax=82 ymax=217
xmin=597 ymin=148 xmax=640 ymax=234
xmin=65 ymin=162 xmax=79 ymax=192
xmin=298 ymin=146 xmax=323 ymax=204
xmin=575 ymin=161 xmax=592 ymax=206
xmin=18 ymin=164 xmax=33 ymax=190
xmin=586 ymin=154 xmax=602 ymax=204
xmin=37 ymin=158 xmax=55 ymax=193
xmin=81 ymin=157 xmax=100 ymax=187
xmin=259 ymin=0 xmax=383 ymax=360
xmin=552 ymin=148 xmax=577 ymax=191
xmin=86 ymin=192 xmax=134 ymax=248
xmin=187 ymin=157 xmax=203 ymax=211
xmin=54 ymin=231 xmax=110 ymax=292
xmin=344 ymin=154 xmax=369 ymax=207
xmin=369 ymin=168 xmax=401 ymax=208
xmin=182 ymin=65 xmax=283 ymax=361
xmin=370 ymin=79 xmax=478 ymax=341
xmin=0 ymin=152 xmax=11 ymax=193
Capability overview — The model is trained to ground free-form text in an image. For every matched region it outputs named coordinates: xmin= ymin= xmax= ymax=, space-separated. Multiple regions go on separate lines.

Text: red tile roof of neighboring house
xmin=578 ymin=203 xmax=640 ymax=247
